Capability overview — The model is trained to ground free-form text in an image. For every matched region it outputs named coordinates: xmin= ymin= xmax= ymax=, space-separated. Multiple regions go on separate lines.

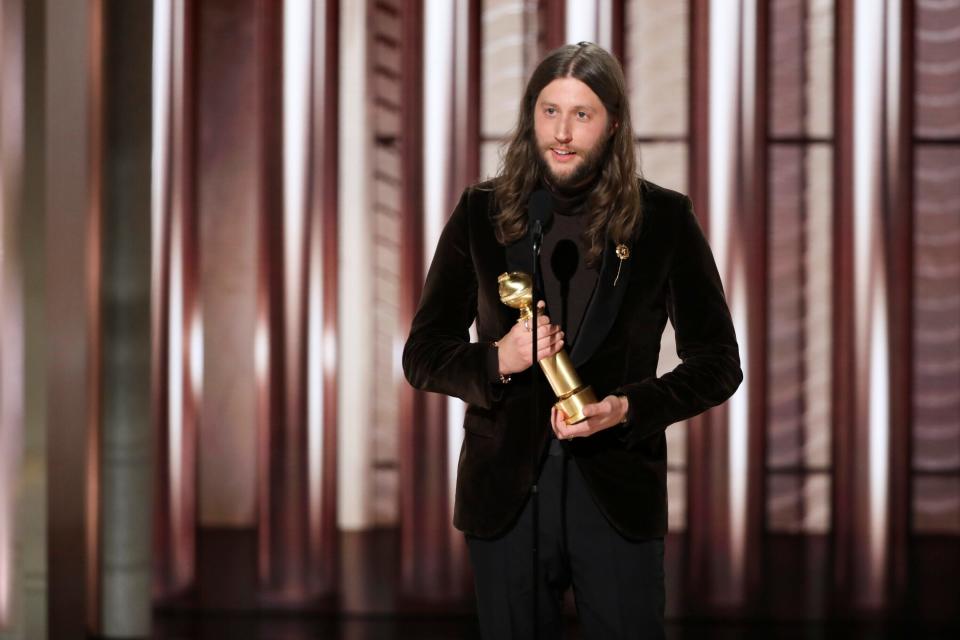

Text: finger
xmin=536 ymin=314 xmax=551 ymax=327
xmin=537 ymin=330 xmax=562 ymax=345
xmin=537 ymin=324 xmax=560 ymax=342
xmin=579 ymin=416 xmax=599 ymax=431
xmin=568 ymin=421 xmax=591 ymax=437
xmin=544 ymin=339 xmax=564 ymax=357
xmin=581 ymin=400 xmax=611 ymax=419
xmin=537 ymin=341 xmax=564 ymax=359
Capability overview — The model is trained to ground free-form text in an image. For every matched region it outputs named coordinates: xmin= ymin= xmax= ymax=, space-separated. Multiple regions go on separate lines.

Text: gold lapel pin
xmin=614 ymin=244 xmax=630 ymax=287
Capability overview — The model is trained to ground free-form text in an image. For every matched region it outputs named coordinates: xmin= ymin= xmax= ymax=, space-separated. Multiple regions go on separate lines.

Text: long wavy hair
xmin=491 ymin=42 xmax=642 ymax=266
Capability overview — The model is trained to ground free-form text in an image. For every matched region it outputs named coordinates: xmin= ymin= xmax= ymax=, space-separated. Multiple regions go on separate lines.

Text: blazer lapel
xmin=569 ymin=239 xmax=632 ymax=367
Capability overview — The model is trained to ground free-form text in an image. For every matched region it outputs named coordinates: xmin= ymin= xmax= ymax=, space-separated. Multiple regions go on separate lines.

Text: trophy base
xmin=555 ymin=385 xmax=598 ymax=425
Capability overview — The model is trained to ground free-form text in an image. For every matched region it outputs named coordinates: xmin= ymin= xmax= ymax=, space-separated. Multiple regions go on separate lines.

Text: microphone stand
xmin=530 ymin=220 xmax=543 ymax=640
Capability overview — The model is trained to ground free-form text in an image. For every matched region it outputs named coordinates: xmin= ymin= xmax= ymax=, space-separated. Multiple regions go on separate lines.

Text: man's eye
xmin=578 ymin=111 xmax=588 ymax=119
xmin=545 ymin=107 xmax=556 ymax=115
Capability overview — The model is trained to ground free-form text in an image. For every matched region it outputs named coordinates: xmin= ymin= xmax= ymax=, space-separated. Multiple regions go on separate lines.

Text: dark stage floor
xmin=152 ymin=614 xmax=959 ymax=640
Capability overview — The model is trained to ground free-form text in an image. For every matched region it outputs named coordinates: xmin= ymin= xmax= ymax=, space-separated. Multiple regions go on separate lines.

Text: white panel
xmin=566 ymin=0 xmax=598 ymax=44
xmin=709 ymin=0 xmax=748 ymax=601
xmin=338 ymin=0 xmax=374 ymax=529
xmin=853 ymin=0 xmax=889 ymax=604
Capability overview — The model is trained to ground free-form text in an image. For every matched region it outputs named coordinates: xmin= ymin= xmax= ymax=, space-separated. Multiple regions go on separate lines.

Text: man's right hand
xmin=496 ymin=301 xmax=564 ymax=376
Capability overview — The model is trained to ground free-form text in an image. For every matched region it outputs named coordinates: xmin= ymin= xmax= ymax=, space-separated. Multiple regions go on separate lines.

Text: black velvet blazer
xmin=402 ymin=179 xmax=742 ymax=540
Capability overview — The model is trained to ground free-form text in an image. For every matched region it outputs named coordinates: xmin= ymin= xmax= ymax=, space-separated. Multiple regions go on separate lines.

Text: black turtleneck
xmin=540 ymin=182 xmax=599 ymax=347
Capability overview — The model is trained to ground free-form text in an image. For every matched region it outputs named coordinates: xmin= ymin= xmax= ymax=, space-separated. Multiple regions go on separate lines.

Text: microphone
xmin=528 ymin=189 xmax=554 ymax=256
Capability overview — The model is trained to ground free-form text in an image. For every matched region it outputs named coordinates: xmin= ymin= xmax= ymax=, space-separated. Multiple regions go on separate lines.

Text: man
xmin=403 ymin=42 xmax=741 ymax=639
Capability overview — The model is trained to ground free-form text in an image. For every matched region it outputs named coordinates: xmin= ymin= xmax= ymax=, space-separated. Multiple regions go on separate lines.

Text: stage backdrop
xmin=0 ymin=0 xmax=957 ymax=638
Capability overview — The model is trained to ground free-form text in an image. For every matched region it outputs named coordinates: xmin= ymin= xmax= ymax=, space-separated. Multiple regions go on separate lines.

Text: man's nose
xmin=554 ymin=118 xmax=572 ymax=143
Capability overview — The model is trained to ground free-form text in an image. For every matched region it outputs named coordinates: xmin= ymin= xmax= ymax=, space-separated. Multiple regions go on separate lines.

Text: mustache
xmin=535 ymin=143 xmax=606 ymax=189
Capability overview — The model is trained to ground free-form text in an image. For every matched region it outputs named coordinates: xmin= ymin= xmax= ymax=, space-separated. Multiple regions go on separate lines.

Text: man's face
xmin=533 ymin=77 xmax=612 ymax=189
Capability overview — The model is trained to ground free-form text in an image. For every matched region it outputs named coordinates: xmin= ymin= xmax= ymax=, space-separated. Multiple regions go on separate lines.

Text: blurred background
xmin=0 ymin=0 xmax=958 ymax=638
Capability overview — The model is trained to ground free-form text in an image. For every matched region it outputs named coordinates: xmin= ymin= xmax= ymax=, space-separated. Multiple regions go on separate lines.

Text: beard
xmin=536 ymin=138 xmax=608 ymax=192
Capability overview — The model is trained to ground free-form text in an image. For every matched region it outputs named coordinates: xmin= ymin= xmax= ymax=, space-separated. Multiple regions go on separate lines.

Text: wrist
xmin=617 ymin=395 xmax=629 ymax=424
xmin=493 ymin=340 xmax=512 ymax=383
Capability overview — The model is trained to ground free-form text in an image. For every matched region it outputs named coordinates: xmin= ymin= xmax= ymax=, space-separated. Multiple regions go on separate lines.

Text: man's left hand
xmin=551 ymin=395 xmax=629 ymax=440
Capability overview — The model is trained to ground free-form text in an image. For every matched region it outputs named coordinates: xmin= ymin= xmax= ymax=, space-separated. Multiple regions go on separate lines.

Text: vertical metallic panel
xmin=398 ymin=0 xmax=456 ymax=601
xmin=337 ymin=0 xmax=375 ymax=532
xmin=150 ymin=0 xmax=174 ymax=601
xmin=196 ymin=0 xmax=259 ymax=529
xmin=834 ymin=0 xmax=909 ymax=611
xmin=257 ymin=0 xmax=313 ymax=600
xmin=684 ymin=0 xmax=711 ymax=611
xmin=307 ymin=0 xmax=340 ymax=596
xmin=703 ymin=0 xmax=766 ymax=608
xmin=256 ymin=0 xmax=338 ymax=602
xmin=743 ymin=0 xmax=769 ymax=605
xmin=565 ymin=0 xmax=598 ymax=44
xmin=885 ymin=0 xmax=913 ymax=610
xmin=706 ymin=0 xmax=743 ymax=605
xmin=420 ymin=0 xmax=456 ymax=598
xmin=451 ymin=0 xmax=481 ymax=191
xmin=46 ymin=0 xmax=101 ymax=634
xmin=152 ymin=0 xmax=199 ymax=599
xmin=448 ymin=0 xmax=482 ymax=596
xmin=85 ymin=1 xmax=104 ymax=632
xmin=849 ymin=0 xmax=889 ymax=608
xmin=831 ymin=0 xmax=856 ymax=606
xmin=611 ymin=0 xmax=624 ymax=62
xmin=541 ymin=0 xmax=565 ymax=50
xmin=0 ymin=0 xmax=24 ymax=630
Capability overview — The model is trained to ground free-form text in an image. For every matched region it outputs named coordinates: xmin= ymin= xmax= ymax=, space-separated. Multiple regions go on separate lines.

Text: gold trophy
xmin=498 ymin=271 xmax=597 ymax=424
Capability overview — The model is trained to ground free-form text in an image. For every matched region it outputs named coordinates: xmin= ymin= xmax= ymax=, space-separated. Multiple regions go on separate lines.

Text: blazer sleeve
xmin=402 ymin=189 xmax=503 ymax=409
xmin=615 ymin=196 xmax=743 ymax=446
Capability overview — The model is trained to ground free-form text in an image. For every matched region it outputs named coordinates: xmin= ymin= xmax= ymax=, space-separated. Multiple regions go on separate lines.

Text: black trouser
xmin=466 ymin=440 xmax=665 ymax=640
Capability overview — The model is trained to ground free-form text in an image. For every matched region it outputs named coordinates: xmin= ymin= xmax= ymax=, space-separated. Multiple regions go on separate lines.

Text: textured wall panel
xmin=768 ymin=145 xmax=804 ymax=475
xmin=805 ymin=0 xmax=833 ymax=138
xmin=625 ymin=0 xmax=688 ymax=138
xmin=913 ymin=145 xmax=960 ymax=533
xmin=770 ymin=0 xmax=804 ymax=136
xmin=638 ymin=142 xmax=687 ymax=194
xmin=481 ymin=0 xmax=537 ymax=138
xmin=802 ymin=145 xmax=832 ymax=470
xmin=915 ymin=0 xmax=960 ymax=138
xmin=370 ymin=0 xmax=403 ymax=526
xmin=626 ymin=1 xmax=692 ymax=532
